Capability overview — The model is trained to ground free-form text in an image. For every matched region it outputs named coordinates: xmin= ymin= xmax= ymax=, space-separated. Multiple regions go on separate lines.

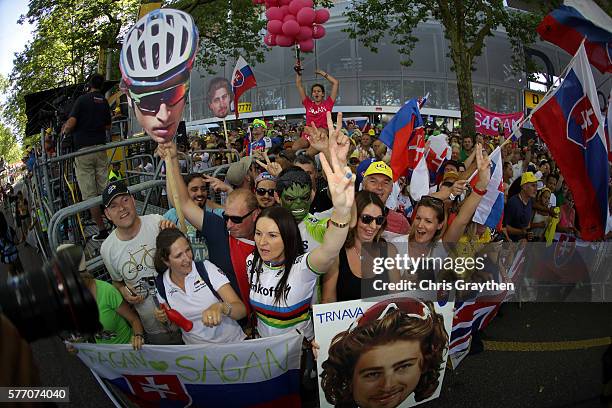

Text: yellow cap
xmin=368 ymin=129 xmax=376 ymax=136
xmin=363 ymin=161 xmax=393 ymax=180
xmin=520 ymin=172 xmax=539 ymax=186
xmin=252 ymin=119 xmax=267 ymax=129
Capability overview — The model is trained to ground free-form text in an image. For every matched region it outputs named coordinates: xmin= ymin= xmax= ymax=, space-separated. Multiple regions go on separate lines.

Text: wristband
xmin=472 ymin=185 xmax=487 ymax=196
xmin=222 ymin=302 xmax=233 ymax=316
xmin=133 ymin=333 xmax=144 ymax=338
xmin=329 ymin=218 xmax=350 ymax=228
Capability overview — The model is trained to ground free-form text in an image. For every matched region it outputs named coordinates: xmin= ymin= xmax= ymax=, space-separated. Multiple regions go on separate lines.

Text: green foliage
xmin=0 ymin=122 xmax=23 ymax=164
xmin=344 ymin=0 xmax=548 ymax=136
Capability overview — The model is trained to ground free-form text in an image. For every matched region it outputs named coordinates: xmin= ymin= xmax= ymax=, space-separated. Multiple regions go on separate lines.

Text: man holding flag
xmin=531 ymin=42 xmax=609 ymax=240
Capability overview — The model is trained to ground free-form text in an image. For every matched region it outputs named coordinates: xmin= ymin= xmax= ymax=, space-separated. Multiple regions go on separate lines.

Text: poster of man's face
xmin=207 ymin=77 xmax=233 ymax=118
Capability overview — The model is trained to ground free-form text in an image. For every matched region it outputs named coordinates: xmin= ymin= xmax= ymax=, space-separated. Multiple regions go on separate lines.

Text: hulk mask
xmin=280 ymin=184 xmax=312 ymax=222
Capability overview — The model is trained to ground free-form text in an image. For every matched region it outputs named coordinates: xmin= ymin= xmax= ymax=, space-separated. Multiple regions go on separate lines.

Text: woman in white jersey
xmin=248 ymin=112 xmax=355 ymax=341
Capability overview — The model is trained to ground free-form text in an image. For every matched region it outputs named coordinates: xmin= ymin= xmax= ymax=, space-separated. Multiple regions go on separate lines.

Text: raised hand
xmin=474 ymin=143 xmax=491 ymax=190
xmin=255 ymin=150 xmax=283 ymax=177
xmin=156 ymin=142 xmax=177 ymax=161
xmin=326 ymin=111 xmax=349 ymax=166
xmin=202 ymin=174 xmax=233 ymax=193
xmin=320 ymin=113 xmax=356 ymax=217
xmin=304 ymin=123 xmax=328 ymax=152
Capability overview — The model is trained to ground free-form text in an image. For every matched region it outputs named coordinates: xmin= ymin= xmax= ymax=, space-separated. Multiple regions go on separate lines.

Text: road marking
xmin=484 ymin=337 xmax=611 ymax=352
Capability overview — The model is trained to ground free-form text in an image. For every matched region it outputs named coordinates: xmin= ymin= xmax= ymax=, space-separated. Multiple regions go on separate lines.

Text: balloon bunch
xmin=252 ymin=0 xmax=330 ymax=52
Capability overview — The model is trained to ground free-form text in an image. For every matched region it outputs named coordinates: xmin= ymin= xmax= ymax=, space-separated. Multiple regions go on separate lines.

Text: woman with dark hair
xmin=153 ymin=228 xmax=247 ymax=344
xmin=248 ymin=113 xmax=354 ymax=340
xmin=320 ymin=298 xmax=449 ymax=408
xmin=0 ymin=211 xmax=22 ymax=276
xmin=322 ymin=190 xmax=401 ymax=302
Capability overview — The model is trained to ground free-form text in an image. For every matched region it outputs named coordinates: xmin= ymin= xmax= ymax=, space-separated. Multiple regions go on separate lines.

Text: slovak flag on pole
xmin=531 ymin=42 xmax=609 ymax=241
xmin=472 ymin=147 xmax=504 ymax=229
xmin=231 ymin=56 xmax=257 ymax=119
xmin=379 ymin=98 xmax=425 ymax=182
xmin=536 ymin=0 xmax=612 ymax=74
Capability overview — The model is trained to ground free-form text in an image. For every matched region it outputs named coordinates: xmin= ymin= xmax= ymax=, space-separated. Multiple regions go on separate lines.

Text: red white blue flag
xmin=537 ymin=0 xmax=612 ymax=74
xmin=531 ymin=43 xmax=609 ymax=241
xmin=379 ymin=98 xmax=425 ymax=182
xmin=232 ymin=56 xmax=257 ymax=119
xmin=472 ymin=147 xmax=505 ymax=230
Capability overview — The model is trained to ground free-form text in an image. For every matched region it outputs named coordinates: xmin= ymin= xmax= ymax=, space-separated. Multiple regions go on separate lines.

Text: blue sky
xmin=0 ymin=0 xmax=33 ymax=78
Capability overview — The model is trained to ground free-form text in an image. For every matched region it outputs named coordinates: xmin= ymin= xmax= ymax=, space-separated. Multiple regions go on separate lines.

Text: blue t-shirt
xmin=504 ymin=194 xmax=533 ymax=241
xmin=163 ymin=207 xmax=224 ymax=262
xmin=248 ymin=136 xmax=283 ymax=154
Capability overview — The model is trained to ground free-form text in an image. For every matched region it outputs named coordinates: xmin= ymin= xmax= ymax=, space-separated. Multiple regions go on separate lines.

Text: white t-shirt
xmin=100 ymin=214 xmax=166 ymax=335
xmin=248 ymin=253 xmax=322 ymax=340
xmin=156 ymin=261 xmax=244 ymax=344
xmin=549 ymin=193 xmax=557 ymax=208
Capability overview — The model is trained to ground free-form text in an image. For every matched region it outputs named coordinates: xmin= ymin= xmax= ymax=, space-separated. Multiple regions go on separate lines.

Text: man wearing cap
xmin=248 ymin=119 xmax=282 ymax=154
xmin=158 ymin=143 xmax=259 ymax=314
xmin=361 ymin=161 xmax=410 ymax=239
xmin=504 ymin=172 xmax=538 ymax=241
xmin=225 ymin=156 xmax=257 ymax=190
xmin=254 ymin=172 xmax=277 ymax=208
xmin=100 ymin=181 xmax=182 ymax=344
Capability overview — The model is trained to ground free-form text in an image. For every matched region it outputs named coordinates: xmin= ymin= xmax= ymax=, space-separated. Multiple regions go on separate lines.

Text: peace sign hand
xmin=255 ymin=150 xmax=283 ymax=177
xmin=320 ymin=112 xmax=355 ymax=217
xmin=304 ymin=123 xmax=328 ymax=153
xmin=327 ymin=111 xmax=349 ymax=166
xmin=474 ymin=143 xmax=491 ymax=191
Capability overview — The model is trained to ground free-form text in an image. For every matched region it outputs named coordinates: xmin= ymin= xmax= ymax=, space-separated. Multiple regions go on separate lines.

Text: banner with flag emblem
xmin=74 ymin=332 xmax=302 ymax=408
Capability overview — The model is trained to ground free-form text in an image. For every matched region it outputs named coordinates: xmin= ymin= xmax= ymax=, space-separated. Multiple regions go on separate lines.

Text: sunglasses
xmin=349 ymin=298 xmax=431 ymax=332
xmin=130 ymin=82 xmax=189 ymax=114
xmin=360 ymin=214 xmax=385 ymax=226
xmin=222 ymin=208 xmax=256 ymax=224
xmin=256 ymin=188 xmax=275 ymax=197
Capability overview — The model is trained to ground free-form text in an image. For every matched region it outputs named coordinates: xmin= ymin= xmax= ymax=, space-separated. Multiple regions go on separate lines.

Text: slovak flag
xmin=537 ymin=0 xmax=612 ymax=74
xmin=231 ymin=56 xmax=257 ymax=119
xmin=472 ymin=147 xmax=504 ymax=229
xmin=379 ymin=98 xmax=425 ymax=182
xmin=531 ymin=43 xmax=609 ymax=241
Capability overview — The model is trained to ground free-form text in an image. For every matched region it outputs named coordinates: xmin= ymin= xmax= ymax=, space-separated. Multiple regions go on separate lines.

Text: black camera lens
xmin=0 ymin=247 xmax=100 ymax=342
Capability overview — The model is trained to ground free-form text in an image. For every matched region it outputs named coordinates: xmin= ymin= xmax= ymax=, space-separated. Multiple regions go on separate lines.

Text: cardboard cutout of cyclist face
xmin=207 ymin=77 xmax=233 ymax=119
xmin=119 ymin=9 xmax=199 ymax=144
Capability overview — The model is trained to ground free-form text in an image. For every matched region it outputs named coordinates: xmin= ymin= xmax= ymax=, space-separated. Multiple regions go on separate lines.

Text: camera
xmin=0 ymin=246 xmax=101 ymax=342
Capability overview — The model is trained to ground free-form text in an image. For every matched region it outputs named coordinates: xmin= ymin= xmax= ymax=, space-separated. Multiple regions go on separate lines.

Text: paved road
xmin=1 ymin=209 xmax=610 ymax=408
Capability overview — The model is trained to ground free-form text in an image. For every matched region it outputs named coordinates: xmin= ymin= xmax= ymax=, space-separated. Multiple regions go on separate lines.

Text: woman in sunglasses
xmin=322 ymin=191 xmax=401 ymax=302
xmin=254 ymin=172 xmax=277 ymax=209
xmin=248 ymin=112 xmax=354 ymax=341
xmin=321 ymin=298 xmax=448 ymax=408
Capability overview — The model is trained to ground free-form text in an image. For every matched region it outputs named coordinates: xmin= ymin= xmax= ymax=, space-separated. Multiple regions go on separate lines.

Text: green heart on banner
xmin=148 ymin=360 xmax=169 ymax=372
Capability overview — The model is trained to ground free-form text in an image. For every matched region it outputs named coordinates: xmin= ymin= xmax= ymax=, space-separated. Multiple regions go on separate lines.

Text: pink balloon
xmin=302 ymin=0 xmax=313 ymax=7
xmin=314 ymin=8 xmax=330 ymax=24
xmin=276 ymin=34 xmax=294 ymax=47
xmin=282 ymin=14 xmax=296 ymax=22
xmin=280 ymin=0 xmax=291 ymax=5
xmin=279 ymin=5 xmax=290 ymax=16
xmin=288 ymin=0 xmax=303 ymax=16
xmin=266 ymin=7 xmax=283 ymax=21
xmin=282 ymin=20 xmax=300 ymax=37
xmin=312 ymin=24 xmax=326 ymax=39
xmin=266 ymin=0 xmax=280 ymax=6
xmin=296 ymin=7 xmax=315 ymax=26
xmin=267 ymin=20 xmax=283 ymax=34
xmin=264 ymin=33 xmax=277 ymax=46
xmin=299 ymin=39 xmax=314 ymax=52
xmin=296 ymin=26 xmax=312 ymax=41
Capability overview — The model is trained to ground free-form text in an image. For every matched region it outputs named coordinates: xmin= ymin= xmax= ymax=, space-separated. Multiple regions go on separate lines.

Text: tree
xmin=344 ymin=0 xmax=549 ymax=137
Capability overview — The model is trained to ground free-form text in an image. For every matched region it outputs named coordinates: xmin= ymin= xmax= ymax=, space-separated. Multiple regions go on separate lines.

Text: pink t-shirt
xmin=303 ymin=96 xmax=334 ymax=129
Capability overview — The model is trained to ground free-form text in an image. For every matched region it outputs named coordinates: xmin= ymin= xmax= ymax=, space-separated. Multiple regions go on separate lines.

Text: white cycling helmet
xmin=120 ymin=8 xmax=199 ymax=92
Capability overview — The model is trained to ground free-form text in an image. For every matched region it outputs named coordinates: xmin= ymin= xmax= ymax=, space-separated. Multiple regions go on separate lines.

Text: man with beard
xmin=163 ymin=173 xmax=223 ymax=262
xmin=207 ymin=77 xmax=233 ymax=118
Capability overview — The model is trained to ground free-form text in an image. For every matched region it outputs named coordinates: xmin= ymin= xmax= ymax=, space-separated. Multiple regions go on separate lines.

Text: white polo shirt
xmin=156 ymin=261 xmax=245 ymax=344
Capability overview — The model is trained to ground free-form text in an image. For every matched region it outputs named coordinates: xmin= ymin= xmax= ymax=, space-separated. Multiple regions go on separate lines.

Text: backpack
xmin=155 ymin=261 xmax=220 ymax=303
